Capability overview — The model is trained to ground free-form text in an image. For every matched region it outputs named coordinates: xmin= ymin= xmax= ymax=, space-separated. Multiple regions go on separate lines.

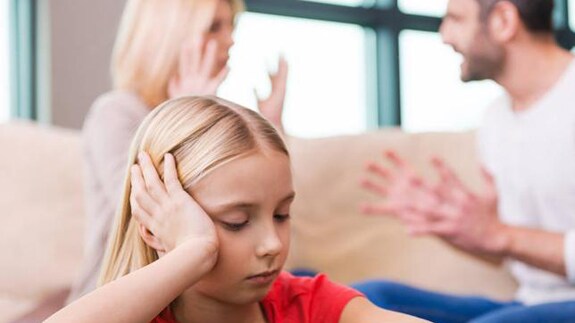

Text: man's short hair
xmin=477 ymin=0 xmax=554 ymax=33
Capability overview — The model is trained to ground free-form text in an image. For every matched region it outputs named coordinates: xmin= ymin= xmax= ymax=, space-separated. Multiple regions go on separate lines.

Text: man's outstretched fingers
xmin=384 ymin=150 xmax=406 ymax=169
xmin=366 ymin=161 xmax=391 ymax=180
xmin=360 ymin=178 xmax=388 ymax=196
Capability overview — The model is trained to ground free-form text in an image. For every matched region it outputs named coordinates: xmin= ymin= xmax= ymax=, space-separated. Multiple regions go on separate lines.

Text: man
xmin=356 ymin=0 xmax=575 ymax=322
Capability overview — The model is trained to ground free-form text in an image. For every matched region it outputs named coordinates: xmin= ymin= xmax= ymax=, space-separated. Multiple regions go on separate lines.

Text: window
xmin=219 ymin=12 xmax=368 ymax=138
xmin=0 ymin=0 xmax=10 ymax=123
xmin=398 ymin=0 xmax=448 ymax=17
xmin=304 ymin=0 xmax=368 ymax=6
xmin=570 ymin=0 xmax=575 ymax=31
xmin=399 ymin=30 xmax=502 ymax=132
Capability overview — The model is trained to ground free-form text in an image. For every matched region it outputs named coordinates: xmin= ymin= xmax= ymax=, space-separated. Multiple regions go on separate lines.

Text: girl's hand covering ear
xmin=130 ymin=152 xmax=219 ymax=257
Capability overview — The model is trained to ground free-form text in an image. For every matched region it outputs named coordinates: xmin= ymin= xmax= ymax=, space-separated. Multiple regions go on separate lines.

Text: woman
xmin=69 ymin=0 xmax=287 ymax=302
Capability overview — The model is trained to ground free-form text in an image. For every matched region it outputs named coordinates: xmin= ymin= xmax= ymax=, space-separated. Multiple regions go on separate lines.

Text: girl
xmin=72 ymin=0 xmax=287 ymax=302
xmin=48 ymin=96 xmax=425 ymax=323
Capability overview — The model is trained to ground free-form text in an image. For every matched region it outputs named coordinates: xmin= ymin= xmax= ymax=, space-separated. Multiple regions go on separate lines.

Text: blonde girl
xmin=49 ymin=96 xmax=425 ymax=323
xmin=71 ymin=0 xmax=287 ymax=302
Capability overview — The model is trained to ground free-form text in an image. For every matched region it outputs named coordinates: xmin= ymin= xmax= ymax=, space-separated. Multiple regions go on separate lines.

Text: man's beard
xmin=460 ymin=32 xmax=504 ymax=82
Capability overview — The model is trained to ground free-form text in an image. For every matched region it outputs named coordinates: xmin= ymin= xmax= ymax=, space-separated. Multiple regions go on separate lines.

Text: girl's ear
xmin=138 ymin=224 xmax=166 ymax=252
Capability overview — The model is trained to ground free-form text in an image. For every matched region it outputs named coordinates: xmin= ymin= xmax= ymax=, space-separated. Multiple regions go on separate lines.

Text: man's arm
xmin=497 ymin=226 xmax=567 ymax=277
xmin=360 ymin=151 xmax=572 ymax=279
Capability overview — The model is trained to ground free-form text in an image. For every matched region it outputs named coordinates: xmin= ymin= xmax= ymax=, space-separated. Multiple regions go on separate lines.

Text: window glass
xmin=399 ymin=30 xmax=502 ymax=132
xmin=220 ymin=12 xmax=368 ymax=138
xmin=570 ymin=0 xmax=575 ymax=31
xmin=303 ymin=0 xmax=369 ymax=6
xmin=398 ymin=0 xmax=448 ymax=17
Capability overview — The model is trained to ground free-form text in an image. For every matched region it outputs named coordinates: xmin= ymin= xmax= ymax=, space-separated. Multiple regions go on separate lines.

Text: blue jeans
xmin=352 ymin=280 xmax=575 ymax=323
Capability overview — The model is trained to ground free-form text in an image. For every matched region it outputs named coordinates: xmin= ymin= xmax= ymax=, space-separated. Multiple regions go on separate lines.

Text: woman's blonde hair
xmin=99 ymin=96 xmax=288 ymax=285
xmin=111 ymin=0 xmax=244 ymax=107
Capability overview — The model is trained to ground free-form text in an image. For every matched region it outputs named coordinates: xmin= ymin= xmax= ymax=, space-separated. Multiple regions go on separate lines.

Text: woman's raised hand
xmin=255 ymin=56 xmax=288 ymax=132
xmin=168 ymin=35 xmax=229 ymax=98
xmin=130 ymin=152 xmax=218 ymax=257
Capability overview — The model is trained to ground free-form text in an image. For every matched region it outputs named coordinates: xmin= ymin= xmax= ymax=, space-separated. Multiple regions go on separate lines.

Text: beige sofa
xmin=0 ymin=121 xmax=517 ymax=322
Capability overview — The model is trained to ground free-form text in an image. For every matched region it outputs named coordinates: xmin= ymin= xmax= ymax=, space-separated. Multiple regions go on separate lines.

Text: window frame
xmin=244 ymin=0 xmax=575 ymax=127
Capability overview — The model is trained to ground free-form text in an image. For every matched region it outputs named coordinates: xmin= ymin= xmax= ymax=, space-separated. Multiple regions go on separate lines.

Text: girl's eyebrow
xmin=210 ymin=202 xmax=254 ymax=214
xmin=210 ymin=191 xmax=296 ymax=214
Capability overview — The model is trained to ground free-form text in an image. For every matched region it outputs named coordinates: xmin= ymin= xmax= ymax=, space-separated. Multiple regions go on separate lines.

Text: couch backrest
xmin=0 ymin=122 xmax=84 ymax=300
xmin=286 ymin=129 xmax=517 ymax=300
xmin=0 ymin=122 xmax=517 ymax=303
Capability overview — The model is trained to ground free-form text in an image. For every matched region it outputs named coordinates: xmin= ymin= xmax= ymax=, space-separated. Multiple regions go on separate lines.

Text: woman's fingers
xmin=189 ymin=34 xmax=204 ymax=75
xmin=269 ymin=56 xmax=288 ymax=90
xmin=200 ymin=40 xmax=218 ymax=78
xmin=179 ymin=44 xmax=192 ymax=82
xmin=211 ymin=65 xmax=230 ymax=92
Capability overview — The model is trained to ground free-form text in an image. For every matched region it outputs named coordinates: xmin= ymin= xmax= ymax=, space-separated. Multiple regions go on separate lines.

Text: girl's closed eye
xmin=221 ymin=219 xmax=249 ymax=231
xmin=274 ymin=214 xmax=290 ymax=223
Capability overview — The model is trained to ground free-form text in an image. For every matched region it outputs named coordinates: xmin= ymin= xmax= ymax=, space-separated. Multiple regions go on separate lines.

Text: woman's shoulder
xmin=87 ymin=91 xmax=148 ymax=121
xmin=262 ymin=272 xmax=363 ymax=323
xmin=83 ymin=90 xmax=149 ymax=130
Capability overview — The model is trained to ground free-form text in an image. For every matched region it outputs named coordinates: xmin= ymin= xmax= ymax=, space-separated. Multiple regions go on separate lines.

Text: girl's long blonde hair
xmin=99 ymin=96 xmax=288 ymax=285
xmin=111 ymin=0 xmax=244 ymax=108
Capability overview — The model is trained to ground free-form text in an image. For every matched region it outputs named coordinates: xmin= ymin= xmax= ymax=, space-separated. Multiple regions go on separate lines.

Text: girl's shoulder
xmin=150 ymin=307 xmax=176 ymax=323
xmin=261 ymin=271 xmax=363 ymax=323
xmin=149 ymin=272 xmax=363 ymax=323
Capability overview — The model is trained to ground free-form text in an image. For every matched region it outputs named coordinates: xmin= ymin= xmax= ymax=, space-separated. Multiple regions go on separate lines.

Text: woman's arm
xmin=340 ymin=297 xmax=429 ymax=323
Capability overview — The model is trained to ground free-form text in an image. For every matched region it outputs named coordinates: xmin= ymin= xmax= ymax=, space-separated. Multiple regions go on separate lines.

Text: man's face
xmin=440 ymin=0 xmax=504 ymax=82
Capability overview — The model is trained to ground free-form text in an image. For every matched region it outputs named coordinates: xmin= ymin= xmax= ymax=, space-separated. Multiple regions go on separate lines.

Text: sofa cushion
xmin=286 ymin=129 xmax=518 ymax=300
xmin=0 ymin=122 xmax=84 ymax=301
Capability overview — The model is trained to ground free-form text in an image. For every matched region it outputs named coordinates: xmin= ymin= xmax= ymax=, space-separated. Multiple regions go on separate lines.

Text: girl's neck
xmin=171 ymin=290 xmax=267 ymax=323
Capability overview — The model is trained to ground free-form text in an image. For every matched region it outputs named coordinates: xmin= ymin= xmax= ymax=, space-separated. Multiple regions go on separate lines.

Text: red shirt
xmin=152 ymin=272 xmax=363 ymax=323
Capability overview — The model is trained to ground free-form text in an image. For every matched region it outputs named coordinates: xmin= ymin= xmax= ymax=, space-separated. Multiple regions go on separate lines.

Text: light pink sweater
xmin=67 ymin=91 xmax=150 ymax=302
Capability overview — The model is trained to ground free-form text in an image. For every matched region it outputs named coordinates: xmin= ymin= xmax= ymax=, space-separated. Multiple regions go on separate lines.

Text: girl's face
xmin=189 ymin=150 xmax=294 ymax=304
xmin=207 ymin=0 xmax=235 ymax=73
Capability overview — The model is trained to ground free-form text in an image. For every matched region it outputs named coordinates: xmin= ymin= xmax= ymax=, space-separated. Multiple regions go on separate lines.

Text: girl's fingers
xmin=138 ymin=152 xmax=168 ymax=201
xmin=130 ymin=166 xmax=155 ymax=229
xmin=131 ymin=165 xmax=161 ymax=215
xmin=130 ymin=195 xmax=154 ymax=230
xmin=163 ymin=154 xmax=184 ymax=194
